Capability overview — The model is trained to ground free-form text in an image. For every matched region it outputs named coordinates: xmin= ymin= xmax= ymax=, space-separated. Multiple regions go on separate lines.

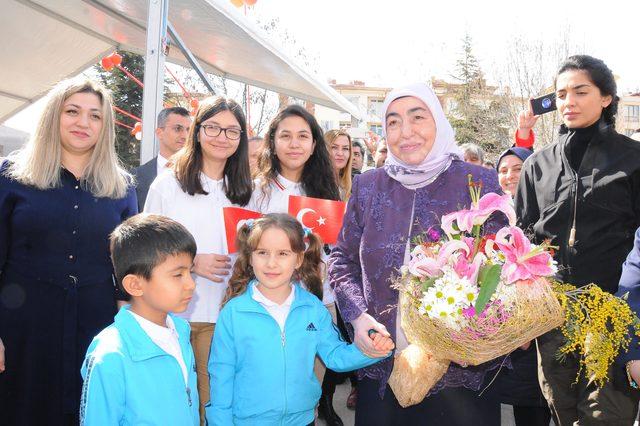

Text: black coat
xmin=515 ymin=125 xmax=640 ymax=293
xmin=133 ymin=156 xmax=158 ymax=212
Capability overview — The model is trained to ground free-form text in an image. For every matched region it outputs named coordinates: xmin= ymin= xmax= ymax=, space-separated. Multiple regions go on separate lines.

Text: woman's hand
xmin=628 ymin=360 xmax=640 ymax=386
xmin=517 ymin=103 xmax=539 ymax=140
xmin=352 ymin=312 xmax=391 ymax=358
xmin=0 ymin=337 xmax=5 ymax=373
xmin=192 ymin=254 xmax=232 ymax=283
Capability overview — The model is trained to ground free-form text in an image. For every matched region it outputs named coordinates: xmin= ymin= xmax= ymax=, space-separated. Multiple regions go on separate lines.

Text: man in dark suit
xmin=133 ymin=107 xmax=191 ymax=211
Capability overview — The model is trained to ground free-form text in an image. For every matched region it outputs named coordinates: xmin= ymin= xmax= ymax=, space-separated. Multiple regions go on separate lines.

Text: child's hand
xmin=0 ymin=337 xmax=5 ymax=373
xmin=368 ymin=330 xmax=394 ymax=355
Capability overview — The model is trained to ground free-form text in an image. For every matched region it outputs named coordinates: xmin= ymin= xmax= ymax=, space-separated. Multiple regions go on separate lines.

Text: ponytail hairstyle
xmin=555 ymin=55 xmax=619 ymax=126
xmin=221 ymin=213 xmax=324 ymax=308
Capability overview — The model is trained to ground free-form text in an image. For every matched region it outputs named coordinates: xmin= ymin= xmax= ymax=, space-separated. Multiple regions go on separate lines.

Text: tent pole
xmin=167 ymin=22 xmax=216 ymax=95
xmin=140 ymin=0 xmax=169 ymax=164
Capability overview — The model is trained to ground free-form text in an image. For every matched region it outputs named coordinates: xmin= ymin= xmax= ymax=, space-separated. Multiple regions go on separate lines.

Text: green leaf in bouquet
xmin=474 ymin=264 xmax=502 ymax=314
xmin=421 ymin=277 xmax=437 ymax=292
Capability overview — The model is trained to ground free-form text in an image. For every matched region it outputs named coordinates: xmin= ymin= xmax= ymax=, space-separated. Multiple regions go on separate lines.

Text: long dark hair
xmin=256 ymin=105 xmax=340 ymax=202
xmin=221 ymin=213 xmax=324 ymax=307
xmin=174 ymin=97 xmax=252 ymax=205
xmin=556 ymin=55 xmax=619 ymax=126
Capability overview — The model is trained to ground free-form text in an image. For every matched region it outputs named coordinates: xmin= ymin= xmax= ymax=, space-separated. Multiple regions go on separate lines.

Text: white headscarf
xmin=382 ymin=82 xmax=463 ymax=189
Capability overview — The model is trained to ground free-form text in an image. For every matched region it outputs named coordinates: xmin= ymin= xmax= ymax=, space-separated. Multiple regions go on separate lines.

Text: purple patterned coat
xmin=328 ymin=160 xmax=507 ymax=396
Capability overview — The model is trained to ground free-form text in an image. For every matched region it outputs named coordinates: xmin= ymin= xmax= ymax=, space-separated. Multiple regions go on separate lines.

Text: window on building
xmin=626 ymin=105 xmax=640 ymax=122
xmin=369 ymin=124 xmax=383 ymax=136
xmin=368 ymin=98 xmax=384 ymax=119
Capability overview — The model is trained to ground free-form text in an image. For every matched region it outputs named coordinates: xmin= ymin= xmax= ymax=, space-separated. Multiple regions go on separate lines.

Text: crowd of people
xmin=1 ymin=53 xmax=640 ymax=426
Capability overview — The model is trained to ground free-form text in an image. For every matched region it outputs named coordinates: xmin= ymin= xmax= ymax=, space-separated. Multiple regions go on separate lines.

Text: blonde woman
xmin=325 ymin=129 xmax=353 ymax=199
xmin=0 ymin=78 xmax=137 ymax=425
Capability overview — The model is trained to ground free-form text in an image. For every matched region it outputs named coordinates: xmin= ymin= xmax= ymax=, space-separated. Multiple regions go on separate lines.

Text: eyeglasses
xmin=200 ymin=124 xmax=242 ymax=140
xmin=160 ymin=125 xmax=190 ymax=134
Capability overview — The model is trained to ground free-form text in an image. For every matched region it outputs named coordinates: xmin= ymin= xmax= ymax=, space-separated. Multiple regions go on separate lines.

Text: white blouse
xmin=144 ymin=170 xmax=238 ymax=323
xmin=249 ymin=175 xmax=336 ymax=305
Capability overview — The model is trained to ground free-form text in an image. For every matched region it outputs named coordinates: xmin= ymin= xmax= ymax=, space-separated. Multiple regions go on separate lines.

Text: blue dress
xmin=0 ymin=162 xmax=137 ymax=425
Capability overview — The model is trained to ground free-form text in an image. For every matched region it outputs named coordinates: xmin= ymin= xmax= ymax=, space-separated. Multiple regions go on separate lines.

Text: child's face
xmin=137 ymin=253 xmax=196 ymax=314
xmin=250 ymin=228 xmax=303 ymax=294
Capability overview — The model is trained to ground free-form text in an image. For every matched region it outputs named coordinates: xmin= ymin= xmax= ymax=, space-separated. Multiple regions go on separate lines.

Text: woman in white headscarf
xmin=329 ymin=83 xmax=508 ymax=425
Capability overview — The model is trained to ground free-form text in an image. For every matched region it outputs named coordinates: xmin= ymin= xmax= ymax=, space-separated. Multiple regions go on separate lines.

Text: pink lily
xmin=494 ymin=226 xmax=556 ymax=283
xmin=441 ymin=193 xmax=516 ymax=236
xmin=450 ymin=237 xmax=485 ymax=284
xmin=407 ymin=240 xmax=470 ymax=278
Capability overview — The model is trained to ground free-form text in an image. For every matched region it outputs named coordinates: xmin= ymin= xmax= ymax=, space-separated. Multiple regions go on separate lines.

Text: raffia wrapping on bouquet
xmin=388 ymin=344 xmax=450 ymax=408
xmin=401 ymin=277 xmax=564 ymax=366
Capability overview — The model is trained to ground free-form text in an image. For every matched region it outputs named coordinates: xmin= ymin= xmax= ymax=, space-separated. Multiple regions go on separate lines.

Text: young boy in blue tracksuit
xmin=206 ymin=214 xmax=394 ymax=426
xmin=80 ymin=214 xmax=200 ymax=425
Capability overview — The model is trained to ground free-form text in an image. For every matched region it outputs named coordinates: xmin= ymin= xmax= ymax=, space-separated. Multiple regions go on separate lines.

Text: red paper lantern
xmin=131 ymin=122 xmax=142 ymax=136
xmin=190 ymin=98 xmax=199 ymax=108
xmin=230 ymin=0 xmax=244 ymax=7
xmin=110 ymin=53 xmax=122 ymax=66
xmin=101 ymin=56 xmax=114 ymax=71
xmin=244 ymin=0 xmax=258 ymax=5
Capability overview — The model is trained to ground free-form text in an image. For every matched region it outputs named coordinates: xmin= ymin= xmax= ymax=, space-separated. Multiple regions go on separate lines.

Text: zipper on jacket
xmin=568 ymin=179 xmax=578 ymax=248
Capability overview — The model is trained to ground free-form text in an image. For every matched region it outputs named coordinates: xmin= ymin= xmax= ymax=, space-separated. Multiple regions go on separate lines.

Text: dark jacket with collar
xmin=515 ymin=123 xmax=640 ymax=293
xmin=133 ymin=156 xmax=157 ymax=212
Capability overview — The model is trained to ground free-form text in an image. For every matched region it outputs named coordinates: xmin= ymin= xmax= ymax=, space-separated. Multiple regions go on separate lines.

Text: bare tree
xmin=495 ymin=29 xmax=585 ymax=147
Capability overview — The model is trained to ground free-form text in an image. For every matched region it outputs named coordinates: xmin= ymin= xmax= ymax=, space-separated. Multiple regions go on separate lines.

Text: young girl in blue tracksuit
xmin=206 ymin=213 xmax=394 ymax=426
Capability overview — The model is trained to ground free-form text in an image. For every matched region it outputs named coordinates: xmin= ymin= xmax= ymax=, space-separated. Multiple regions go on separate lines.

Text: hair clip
xmin=303 ymin=226 xmax=312 ymax=237
xmin=245 ymin=219 xmax=255 ymax=230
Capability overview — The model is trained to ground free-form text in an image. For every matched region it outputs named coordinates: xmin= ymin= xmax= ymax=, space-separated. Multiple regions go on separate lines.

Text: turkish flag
xmin=222 ymin=207 xmax=263 ymax=253
xmin=288 ymin=195 xmax=346 ymax=245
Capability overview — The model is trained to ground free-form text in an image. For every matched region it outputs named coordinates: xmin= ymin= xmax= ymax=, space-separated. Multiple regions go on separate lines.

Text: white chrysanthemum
xmin=417 ymin=268 xmax=479 ymax=329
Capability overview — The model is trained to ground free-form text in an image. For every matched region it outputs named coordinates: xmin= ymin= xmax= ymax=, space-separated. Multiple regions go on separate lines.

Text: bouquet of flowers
xmin=389 ymin=178 xmax=640 ymax=407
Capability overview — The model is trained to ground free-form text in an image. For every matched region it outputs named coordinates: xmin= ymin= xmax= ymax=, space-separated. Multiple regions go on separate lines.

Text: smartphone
xmin=530 ymin=93 xmax=557 ymax=116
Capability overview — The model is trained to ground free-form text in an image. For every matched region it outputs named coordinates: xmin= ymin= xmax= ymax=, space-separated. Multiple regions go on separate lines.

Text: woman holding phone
xmin=515 ymin=55 xmax=640 ymax=425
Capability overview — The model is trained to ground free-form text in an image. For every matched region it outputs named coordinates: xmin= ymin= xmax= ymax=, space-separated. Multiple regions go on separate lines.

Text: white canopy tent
xmin=0 ymin=0 xmax=363 ymax=160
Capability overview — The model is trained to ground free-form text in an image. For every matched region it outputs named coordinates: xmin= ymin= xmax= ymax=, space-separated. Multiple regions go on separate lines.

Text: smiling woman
xmin=143 ymin=96 xmax=253 ymax=424
xmin=0 ymin=77 xmax=137 ymax=425
xmin=329 ymin=82 xmax=507 ymax=425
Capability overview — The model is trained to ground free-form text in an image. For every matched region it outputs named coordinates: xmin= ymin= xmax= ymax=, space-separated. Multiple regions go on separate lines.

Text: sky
xmin=247 ymin=0 xmax=640 ymax=90
xmin=5 ymin=0 xmax=640 ymax=133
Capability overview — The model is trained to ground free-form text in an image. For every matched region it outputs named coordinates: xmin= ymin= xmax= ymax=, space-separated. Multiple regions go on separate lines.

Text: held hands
xmin=368 ymin=329 xmax=395 ymax=355
xmin=352 ymin=312 xmax=392 ymax=358
xmin=192 ymin=253 xmax=232 ymax=283
xmin=517 ymin=102 xmax=539 ymax=140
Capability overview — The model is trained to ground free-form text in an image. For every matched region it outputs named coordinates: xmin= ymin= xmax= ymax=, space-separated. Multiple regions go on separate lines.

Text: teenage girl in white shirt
xmin=144 ymin=97 xmax=253 ymax=425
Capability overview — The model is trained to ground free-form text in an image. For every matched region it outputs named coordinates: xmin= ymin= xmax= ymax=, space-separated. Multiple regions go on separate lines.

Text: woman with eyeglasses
xmin=144 ymin=97 xmax=253 ymax=425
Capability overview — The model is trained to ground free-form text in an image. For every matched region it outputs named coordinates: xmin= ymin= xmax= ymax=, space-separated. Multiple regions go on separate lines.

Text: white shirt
xmin=156 ymin=154 xmax=169 ymax=176
xmin=129 ymin=310 xmax=188 ymax=385
xmin=252 ymin=284 xmax=295 ymax=332
xmin=249 ymin=175 xmax=336 ymax=305
xmin=144 ymin=170 xmax=238 ymax=323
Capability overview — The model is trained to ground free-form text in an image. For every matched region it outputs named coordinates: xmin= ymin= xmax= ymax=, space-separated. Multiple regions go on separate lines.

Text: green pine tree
xmin=448 ymin=33 xmax=510 ymax=158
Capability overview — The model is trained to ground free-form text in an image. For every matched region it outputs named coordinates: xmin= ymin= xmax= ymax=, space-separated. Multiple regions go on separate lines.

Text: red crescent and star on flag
xmin=287 ymin=195 xmax=346 ymax=245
